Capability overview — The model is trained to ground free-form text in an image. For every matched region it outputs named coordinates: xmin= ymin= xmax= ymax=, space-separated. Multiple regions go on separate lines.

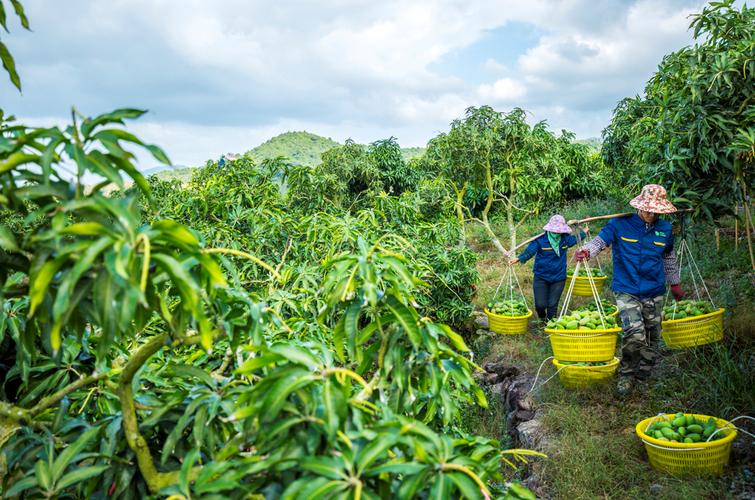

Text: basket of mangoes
xmin=544 ymin=309 xmax=621 ymax=361
xmin=661 ymin=300 xmax=724 ymax=349
xmin=484 ymin=299 xmax=532 ymax=335
xmin=566 ymin=267 xmax=607 ymax=296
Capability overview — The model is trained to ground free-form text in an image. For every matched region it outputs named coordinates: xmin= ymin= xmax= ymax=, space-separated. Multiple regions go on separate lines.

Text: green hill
xmin=247 ymin=131 xmax=340 ymax=166
xmin=152 ymin=131 xmax=426 ymax=184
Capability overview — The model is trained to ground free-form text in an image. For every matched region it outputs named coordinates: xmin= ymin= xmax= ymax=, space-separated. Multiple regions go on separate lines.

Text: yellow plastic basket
xmin=661 ymin=308 xmax=725 ymax=349
xmin=552 ymin=357 xmax=619 ymax=388
xmin=484 ymin=308 xmax=532 ymax=335
xmin=545 ymin=326 xmax=621 ymax=362
xmin=566 ymin=274 xmax=607 ymax=297
xmin=635 ymin=413 xmax=736 ymax=475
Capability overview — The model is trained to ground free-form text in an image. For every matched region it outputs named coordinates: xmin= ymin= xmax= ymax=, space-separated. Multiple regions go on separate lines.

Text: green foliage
xmin=0 ymin=107 xmax=526 ymax=498
xmin=424 ymin=105 xmax=607 ymax=250
xmin=602 ymin=0 xmax=754 ymax=218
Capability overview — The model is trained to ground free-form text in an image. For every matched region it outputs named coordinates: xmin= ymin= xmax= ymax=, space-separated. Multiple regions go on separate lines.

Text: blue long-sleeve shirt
xmin=582 ymin=214 xmax=678 ymax=298
xmin=518 ymin=232 xmax=585 ymax=282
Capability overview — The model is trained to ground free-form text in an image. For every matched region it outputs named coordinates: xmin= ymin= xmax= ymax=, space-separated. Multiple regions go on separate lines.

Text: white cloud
xmin=5 ymin=0 xmax=708 ymax=165
xmin=478 ymin=78 xmax=527 ymax=103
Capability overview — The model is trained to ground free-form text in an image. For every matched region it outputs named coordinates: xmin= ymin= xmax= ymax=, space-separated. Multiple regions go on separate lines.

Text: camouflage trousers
xmin=615 ymin=293 xmax=664 ymax=379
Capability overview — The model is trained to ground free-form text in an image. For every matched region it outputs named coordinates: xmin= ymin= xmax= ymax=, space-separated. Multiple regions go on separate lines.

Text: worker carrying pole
xmin=573 ymin=184 xmax=686 ymax=397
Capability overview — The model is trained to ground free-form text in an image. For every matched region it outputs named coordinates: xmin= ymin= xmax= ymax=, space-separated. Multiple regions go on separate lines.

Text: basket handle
xmin=527 ymin=356 xmax=566 ymax=394
xmin=640 ymin=439 xmax=705 ymax=452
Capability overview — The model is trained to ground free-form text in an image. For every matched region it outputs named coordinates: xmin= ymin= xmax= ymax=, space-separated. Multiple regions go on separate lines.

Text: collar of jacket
xmin=628 ymin=213 xmax=654 ymax=231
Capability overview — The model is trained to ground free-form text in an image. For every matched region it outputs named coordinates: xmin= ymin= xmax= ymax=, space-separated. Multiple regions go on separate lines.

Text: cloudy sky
xmin=2 ymin=0 xmax=706 ymax=168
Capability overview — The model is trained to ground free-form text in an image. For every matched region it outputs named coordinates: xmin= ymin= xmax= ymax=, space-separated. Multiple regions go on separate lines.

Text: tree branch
xmin=29 ymin=370 xmax=111 ymax=416
xmin=118 ymin=333 xmax=202 ymax=494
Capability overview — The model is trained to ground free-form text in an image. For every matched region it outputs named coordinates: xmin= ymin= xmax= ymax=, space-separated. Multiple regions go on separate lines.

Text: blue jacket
xmin=597 ymin=214 xmax=674 ymax=298
xmin=518 ymin=232 xmax=583 ymax=282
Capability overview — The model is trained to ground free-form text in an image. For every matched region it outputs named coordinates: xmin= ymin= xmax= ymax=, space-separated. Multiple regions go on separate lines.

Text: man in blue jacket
xmin=575 ymin=184 xmax=684 ymax=396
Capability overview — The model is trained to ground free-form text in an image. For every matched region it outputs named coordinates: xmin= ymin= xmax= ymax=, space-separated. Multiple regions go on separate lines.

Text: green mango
xmin=661 ymin=427 xmax=677 ymax=439
xmin=686 ymin=424 xmax=703 ymax=434
xmin=672 ymin=416 xmax=686 ymax=427
xmin=566 ymin=320 xmax=579 ymax=330
xmin=685 ymin=415 xmax=696 ymax=426
xmin=686 ymin=433 xmax=701 ymax=442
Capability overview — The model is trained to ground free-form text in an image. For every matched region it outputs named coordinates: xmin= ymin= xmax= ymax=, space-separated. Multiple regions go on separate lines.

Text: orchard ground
xmin=463 ymin=199 xmax=755 ymax=499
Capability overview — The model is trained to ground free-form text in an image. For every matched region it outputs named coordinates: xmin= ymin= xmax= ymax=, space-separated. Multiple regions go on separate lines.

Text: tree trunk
xmin=480 ymin=157 xmax=509 ymax=256
xmin=741 ymin=186 xmax=754 ymax=270
xmin=508 ymin=171 xmax=517 ymax=251
xmin=455 ymin=182 xmax=468 ymax=240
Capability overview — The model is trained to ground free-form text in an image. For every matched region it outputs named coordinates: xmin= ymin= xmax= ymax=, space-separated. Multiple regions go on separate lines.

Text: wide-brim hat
xmin=629 ymin=184 xmax=677 ymax=214
xmin=543 ymin=214 xmax=572 ymax=234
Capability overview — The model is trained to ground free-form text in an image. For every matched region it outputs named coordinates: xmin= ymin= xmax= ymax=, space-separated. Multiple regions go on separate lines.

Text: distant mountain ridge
xmin=152 ymin=131 xmax=427 ymax=183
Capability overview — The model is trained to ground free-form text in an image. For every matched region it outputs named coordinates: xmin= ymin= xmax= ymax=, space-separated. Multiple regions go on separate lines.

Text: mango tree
xmin=602 ymin=0 xmax=754 ymax=267
xmin=426 ymin=106 xmax=600 ymax=254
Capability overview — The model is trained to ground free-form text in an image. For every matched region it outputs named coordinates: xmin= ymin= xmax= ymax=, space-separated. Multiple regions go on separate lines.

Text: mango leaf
xmin=151 ymin=253 xmax=200 ymax=311
xmin=397 ymin=468 xmax=429 ymax=498
xmin=0 ymin=40 xmax=20 ymax=91
xmin=80 ymin=108 xmax=146 ymax=138
xmin=356 ymin=434 xmax=396 ymax=474
xmin=28 ymin=255 xmax=67 ymax=316
xmin=269 ymin=343 xmax=321 ymax=370
xmin=35 ymin=460 xmax=52 ymax=491
xmin=0 ymin=151 xmax=38 ymax=173
xmin=4 ymin=476 xmax=37 ymax=497
xmin=235 ymin=352 xmax=285 ymax=374
xmin=299 ymin=456 xmax=348 ymax=480
xmin=260 ymin=370 xmax=318 ymax=422
xmin=60 ymin=222 xmax=114 ymax=237
xmin=0 ymin=225 xmax=19 ymax=251
xmin=282 ymin=477 xmax=347 ymax=500
xmin=51 ymin=236 xmax=113 ymax=351
xmin=430 ymin=473 xmax=452 ymax=499
xmin=51 ymin=426 xmax=100 ymax=482
xmin=322 ymin=378 xmax=339 ymax=442
xmin=152 ymin=220 xmax=199 ymax=249
xmin=10 ymin=1 xmax=30 ymax=29
xmin=179 ymin=448 xmax=200 ymax=495
xmin=435 ymin=323 xmax=469 ymax=352
xmin=366 ymin=462 xmax=426 ymax=476
xmin=56 ymin=465 xmax=110 ymax=491
xmin=447 ymin=471 xmax=483 ymax=500
xmin=384 ymin=296 xmax=421 ymax=348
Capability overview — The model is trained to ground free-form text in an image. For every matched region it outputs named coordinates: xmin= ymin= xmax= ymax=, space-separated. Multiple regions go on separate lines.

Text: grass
xmin=462 ymin=199 xmax=755 ymax=499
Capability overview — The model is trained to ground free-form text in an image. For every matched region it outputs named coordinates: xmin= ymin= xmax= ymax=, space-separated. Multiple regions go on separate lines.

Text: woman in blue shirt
xmin=509 ymin=214 xmax=587 ymax=320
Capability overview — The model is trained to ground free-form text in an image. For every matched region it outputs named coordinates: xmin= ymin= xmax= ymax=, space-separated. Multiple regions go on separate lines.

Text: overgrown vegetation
xmin=0 ymin=0 xmax=752 ymax=498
